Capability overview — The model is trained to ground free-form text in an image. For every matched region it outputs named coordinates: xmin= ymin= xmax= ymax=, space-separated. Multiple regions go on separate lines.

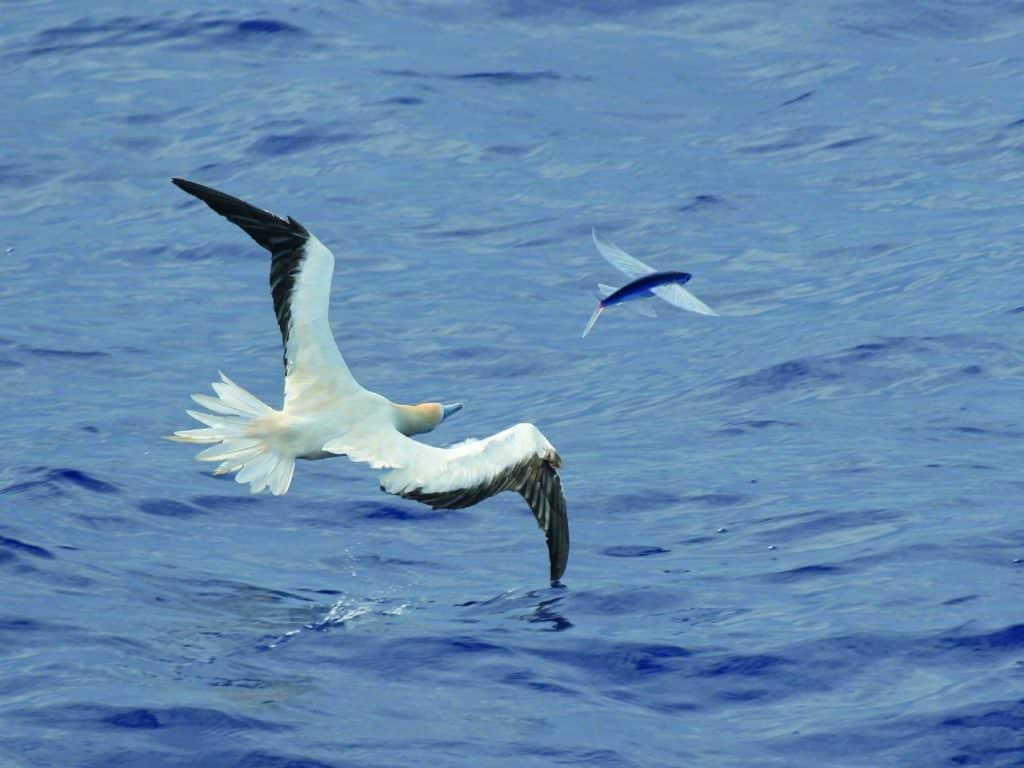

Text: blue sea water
xmin=3 ymin=0 xmax=1024 ymax=765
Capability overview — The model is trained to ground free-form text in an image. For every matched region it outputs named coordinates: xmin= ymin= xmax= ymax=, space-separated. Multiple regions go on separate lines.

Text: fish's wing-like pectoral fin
xmin=592 ymin=228 xmax=656 ymax=280
xmin=651 ymin=283 xmax=718 ymax=316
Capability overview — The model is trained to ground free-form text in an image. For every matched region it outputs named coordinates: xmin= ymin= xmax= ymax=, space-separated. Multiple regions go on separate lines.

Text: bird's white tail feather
xmin=167 ymin=371 xmax=296 ymax=495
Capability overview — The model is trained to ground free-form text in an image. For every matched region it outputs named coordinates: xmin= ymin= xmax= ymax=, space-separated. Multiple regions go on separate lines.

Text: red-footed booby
xmin=167 ymin=179 xmax=568 ymax=582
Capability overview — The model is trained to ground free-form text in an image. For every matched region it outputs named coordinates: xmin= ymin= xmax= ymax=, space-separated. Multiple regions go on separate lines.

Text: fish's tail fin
xmin=581 ymin=303 xmax=605 ymax=338
xmin=166 ymin=371 xmax=296 ymax=496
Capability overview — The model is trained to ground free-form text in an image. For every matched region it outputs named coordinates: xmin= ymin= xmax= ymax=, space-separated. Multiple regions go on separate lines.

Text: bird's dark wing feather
xmin=401 ymin=455 xmax=569 ymax=582
xmin=172 ymin=178 xmax=360 ymax=400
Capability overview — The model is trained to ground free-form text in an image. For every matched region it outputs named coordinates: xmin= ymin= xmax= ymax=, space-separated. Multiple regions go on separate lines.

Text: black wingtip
xmin=171 ymin=177 xmax=198 ymax=194
xmin=548 ymin=530 xmax=569 ymax=583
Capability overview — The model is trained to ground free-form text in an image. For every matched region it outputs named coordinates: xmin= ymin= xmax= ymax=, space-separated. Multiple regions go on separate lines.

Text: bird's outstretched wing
xmin=172 ymin=178 xmax=362 ymax=403
xmin=323 ymin=423 xmax=569 ymax=582
xmin=592 ymin=228 xmax=718 ymax=316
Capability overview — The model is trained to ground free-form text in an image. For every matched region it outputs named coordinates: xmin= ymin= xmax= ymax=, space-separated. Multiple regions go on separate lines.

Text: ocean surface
xmin=3 ymin=1 xmax=1024 ymax=766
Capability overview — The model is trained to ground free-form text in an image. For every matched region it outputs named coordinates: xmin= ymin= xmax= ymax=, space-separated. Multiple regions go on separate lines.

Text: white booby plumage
xmin=592 ymin=228 xmax=718 ymax=317
xmin=168 ymin=179 xmax=568 ymax=582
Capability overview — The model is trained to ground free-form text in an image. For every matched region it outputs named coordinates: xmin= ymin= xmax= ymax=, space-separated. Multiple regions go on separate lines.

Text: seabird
xmin=167 ymin=179 xmax=569 ymax=582
xmin=585 ymin=228 xmax=717 ymax=337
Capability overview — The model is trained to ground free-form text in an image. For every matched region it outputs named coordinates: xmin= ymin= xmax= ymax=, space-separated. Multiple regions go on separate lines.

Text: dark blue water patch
xmin=781 ymin=91 xmax=813 ymax=107
xmin=23 ymin=346 xmax=108 ymax=359
xmin=232 ymin=19 xmax=302 ymax=36
xmin=723 ymin=336 xmax=958 ymax=396
xmin=737 ymin=127 xmax=824 ymax=154
xmin=137 ymin=499 xmax=204 ymax=518
xmin=344 ymin=635 xmax=512 ymax=677
xmin=512 ymin=235 xmax=569 ymax=248
xmin=943 ymin=594 xmax=979 ymax=606
xmin=18 ymin=14 xmax=305 ymax=59
xmin=76 ymin=749 xmax=354 ymax=768
xmin=16 ymin=703 xmax=290 ymax=734
xmin=730 ymin=358 xmax=835 ymax=392
xmin=569 ymin=587 xmax=682 ymax=616
xmin=717 ymin=688 xmax=772 ymax=703
xmin=678 ymin=535 xmax=715 ymax=545
xmin=684 ymin=493 xmax=747 ymax=508
xmin=247 ymin=130 xmax=367 ymax=157
xmin=781 ymin=694 xmax=1024 ymax=765
xmin=357 ymin=501 xmax=447 ymax=521
xmin=950 ymin=424 xmax=1024 ymax=439
xmin=699 ymin=654 xmax=792 ymax=678
xmin=441 ymin=345 xmax=501 ymax=361
xmin=942 ymin=700 xmax=1024 ymax=731
xmin=423 ymin=217 xmax=553 ymax=239
xmin=834 ymin=4 xmax=1000 ymax=41
xmin=0 ymin=162 xmax=47 ymax=187
xmin=487 ymin=144 xmax=537 ymax=156
xmin=677 ymin=194 xmax=726 ymax=213
xmin=190 ymin=494 xmax=262 ymax=510
xmin=764 ymin=563 xmax=843 ymax=582
xmin=380 ymin=68 xmax=560 ymax=85
xmin=502 ymin=670 xmax=577 ymax=695
xmin=3 ymin=467 xmax=120 ymax=496
xmin=603 ymin=490 xmax=680 ymax=510
xmin=477 ymin=359 xmax=550 ymax=379
xmin=106 ymin=706 xmax=289 ymax=733
xmin=720 ymin=419 xmax=800 ymax=435
xmin=1009 ymin=305 xmax=1024 ymax=314
xmin=347 ymin=553 xmax=439 ymax=569
xmin=452 ymin=70 xmax=560 ymax=84
xmin=756 ymin=507 xmax=901 ymax=540
xmin=189 ymin=579 xmax=311 ymax=604
xmin=104 ymin=709 xmax=160 ymax=729
xmin=511 ymin=744 xmax=640 ymax=768
xmin=112 ymin=108 xmax=190 ymax=125
xmin=208 ymin=677 xmax=271 ymax=689
xmin=0 ymin=617 xmax=69 ymax=634
xmin=496 ymin=0 xmax=690 ymax=20
xmin=939 ymin=624 xmax=1024 ymax=652
xmin=823 ymin=135 xmax=876 ymax=151
xmin=49 ymin=468 xmax=119 ymax=494
xmin=0 ymin=535 xmax=54 ymax=560
xmin=232 ymin=752 xmax=351 ymax=768
xmin=525 ymin=597 xmax=573 ymax=632
xmin=528 ymin=640 xmax=692 ymax=683
xmin=601 ymin=545 xmax=669 ymax=558
xmin=172 ymin=242 xmax=254 ymax=262
xmin=379 ymin=96 xmax=424 ymax=106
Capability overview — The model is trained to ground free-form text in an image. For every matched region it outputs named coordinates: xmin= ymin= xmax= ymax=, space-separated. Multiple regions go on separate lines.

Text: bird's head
xmin=395 ymin=401 xmax=463 ymax=436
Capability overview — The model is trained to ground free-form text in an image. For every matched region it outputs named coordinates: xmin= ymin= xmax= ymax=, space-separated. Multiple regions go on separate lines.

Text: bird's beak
xmin=442 ymin=402 xmax=463 ymax=422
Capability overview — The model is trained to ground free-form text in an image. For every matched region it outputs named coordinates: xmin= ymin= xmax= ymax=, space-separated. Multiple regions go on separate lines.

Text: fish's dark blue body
xmin=600 ymin=271 xmax=692 ymax=307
